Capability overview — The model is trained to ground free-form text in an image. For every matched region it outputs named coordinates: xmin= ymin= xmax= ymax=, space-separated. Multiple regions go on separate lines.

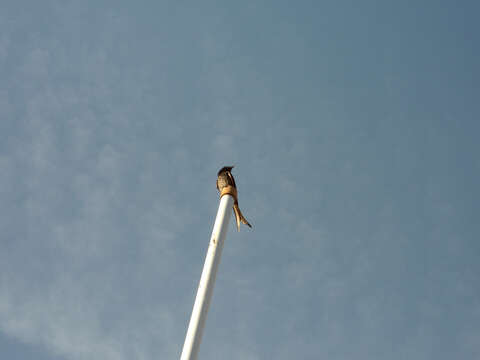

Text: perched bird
xmin=216 ymin=166 xmax=252 ymax=231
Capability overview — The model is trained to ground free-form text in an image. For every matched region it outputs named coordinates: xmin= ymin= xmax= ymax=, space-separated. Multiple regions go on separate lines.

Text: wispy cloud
xmin=2 ymin=2 xmax=480 ymax=360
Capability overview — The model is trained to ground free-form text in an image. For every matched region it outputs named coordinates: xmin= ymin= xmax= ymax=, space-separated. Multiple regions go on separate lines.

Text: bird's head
xmin=218 ymin=165 xmax=234 ymax=175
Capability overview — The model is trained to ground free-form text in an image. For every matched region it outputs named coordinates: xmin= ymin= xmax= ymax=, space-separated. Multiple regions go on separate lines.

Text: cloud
xmin=0 ymin=9 xmax=191 ymax=360
xmin=2 ymin=2 xmax=480 ymax=360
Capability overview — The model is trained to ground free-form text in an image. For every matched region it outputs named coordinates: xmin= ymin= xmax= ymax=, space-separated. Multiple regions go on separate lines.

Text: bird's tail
xmin=233 ymin=202 xmax=252 ymax=231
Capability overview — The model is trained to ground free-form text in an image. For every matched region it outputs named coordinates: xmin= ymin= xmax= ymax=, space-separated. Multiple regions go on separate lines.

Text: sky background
xmin=1 ymin=1 xmax=479 ymax=359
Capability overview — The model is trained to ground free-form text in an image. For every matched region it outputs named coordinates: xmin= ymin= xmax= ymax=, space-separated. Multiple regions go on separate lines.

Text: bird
xmin=216 ymin=166 xmax=252 ymax=231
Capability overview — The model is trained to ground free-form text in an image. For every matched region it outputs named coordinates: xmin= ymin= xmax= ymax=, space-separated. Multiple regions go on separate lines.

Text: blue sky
xmin=1 ymin=1 xmax=479 ymax=359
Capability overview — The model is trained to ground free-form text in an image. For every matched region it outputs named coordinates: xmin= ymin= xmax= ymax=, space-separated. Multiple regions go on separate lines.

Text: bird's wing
xmin=226 ymin=171 xmax=237 ymax=188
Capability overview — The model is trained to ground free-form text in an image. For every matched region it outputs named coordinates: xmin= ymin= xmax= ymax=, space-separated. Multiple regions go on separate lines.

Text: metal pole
xmin=180 ymin=194 xmax=234 ymax=360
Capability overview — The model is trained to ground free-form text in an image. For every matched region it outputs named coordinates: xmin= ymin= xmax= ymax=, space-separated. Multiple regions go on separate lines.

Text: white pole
xmin=180 ymin=194 xmax=234 ymax=360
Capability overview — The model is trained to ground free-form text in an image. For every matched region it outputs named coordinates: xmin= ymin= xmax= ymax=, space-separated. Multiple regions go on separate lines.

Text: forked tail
xmin=233 ymin=203 xmax=252 ymax=231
